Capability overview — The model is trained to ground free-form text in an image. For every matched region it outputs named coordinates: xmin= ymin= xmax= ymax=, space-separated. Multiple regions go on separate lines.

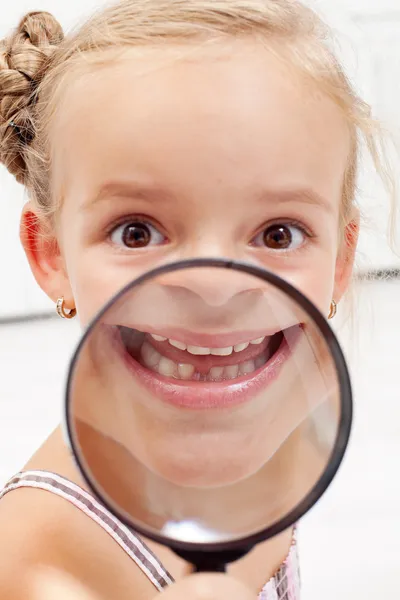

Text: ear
xmin=20 ymin=202 xmax=75 ymax=311
xmin=333 ymin=209 xmax=360 ymax=303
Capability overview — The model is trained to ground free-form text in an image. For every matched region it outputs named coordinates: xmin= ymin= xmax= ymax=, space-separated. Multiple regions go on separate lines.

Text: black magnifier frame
xmin=64 ymin=258 xmax=352 ymax=571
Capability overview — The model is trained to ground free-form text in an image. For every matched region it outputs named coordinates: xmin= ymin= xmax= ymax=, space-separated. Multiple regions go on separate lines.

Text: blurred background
xmin=1 ymin=1 xmax=400 ymax=599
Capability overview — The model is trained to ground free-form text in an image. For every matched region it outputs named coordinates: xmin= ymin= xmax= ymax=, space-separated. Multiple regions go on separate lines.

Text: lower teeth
xmin=139 ymin=341 xmax=266 ymax=382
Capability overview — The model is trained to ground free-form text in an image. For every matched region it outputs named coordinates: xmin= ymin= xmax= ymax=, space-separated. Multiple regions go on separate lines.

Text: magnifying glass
xmin=64 ymin=258 xmax=352 ymax=572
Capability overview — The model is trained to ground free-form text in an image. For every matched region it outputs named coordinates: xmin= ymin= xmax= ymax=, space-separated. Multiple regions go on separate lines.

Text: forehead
xmin=52 ymin=40 xmax=350 ymax=204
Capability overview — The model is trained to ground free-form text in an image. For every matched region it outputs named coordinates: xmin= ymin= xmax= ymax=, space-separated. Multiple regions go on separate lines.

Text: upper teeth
xmin=150 ymin=334 xmax=265 ymax=356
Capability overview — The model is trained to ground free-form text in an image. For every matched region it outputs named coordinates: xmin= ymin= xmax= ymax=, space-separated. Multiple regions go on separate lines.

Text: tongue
xmin=146 ymin=334 xmax=271 ymax=373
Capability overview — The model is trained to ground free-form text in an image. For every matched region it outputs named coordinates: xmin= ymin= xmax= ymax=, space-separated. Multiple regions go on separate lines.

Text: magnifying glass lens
xmin=65 ymin=260 xmax=352 ymax=566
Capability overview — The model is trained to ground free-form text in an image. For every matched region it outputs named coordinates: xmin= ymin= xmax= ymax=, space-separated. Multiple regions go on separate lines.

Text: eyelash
xmin=250 ymin=219 xmax=315 ymax=253
xmin=105 ymin=215 xmax=168 ymax=246
xmin=105 ymin=215 xmax=315 ymax=253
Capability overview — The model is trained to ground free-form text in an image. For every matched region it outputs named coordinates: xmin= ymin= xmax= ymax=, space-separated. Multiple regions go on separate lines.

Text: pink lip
xmin=111 ymin=325 xmax=302 ymax=410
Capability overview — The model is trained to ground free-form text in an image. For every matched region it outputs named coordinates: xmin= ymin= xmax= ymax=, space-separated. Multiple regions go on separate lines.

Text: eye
xmin=110 ymin=220 xmax=166 ymax=249
xmin=252 ymin=223 xmax=306 ymax=251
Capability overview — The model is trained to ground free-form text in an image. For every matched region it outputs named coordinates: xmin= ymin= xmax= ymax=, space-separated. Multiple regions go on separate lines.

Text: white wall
xmin=317 ymin=0 xmax=400 ymax=271
xmin=0 ymin=0 xmax=399 ymax=318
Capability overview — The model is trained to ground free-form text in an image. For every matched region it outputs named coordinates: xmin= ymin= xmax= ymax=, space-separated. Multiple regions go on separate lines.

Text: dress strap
xmin=1 ymin=470 xmax=300 ymax=599
xmin=259 ymin=528 xmax=300 ymax=600
xmin=0 ymin=470 xmax=174 ymax=592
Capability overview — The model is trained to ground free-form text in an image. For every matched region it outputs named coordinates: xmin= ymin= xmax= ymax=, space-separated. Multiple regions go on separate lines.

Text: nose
xmin=157 ymin=266 xmax=263 ymax=307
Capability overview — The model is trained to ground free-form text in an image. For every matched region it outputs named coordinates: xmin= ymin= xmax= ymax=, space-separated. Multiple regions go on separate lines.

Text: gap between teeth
xmin=150 ymin=334 xmax=265 ymax=356
xmin=141 ymin=342 xmax=265 ymax=381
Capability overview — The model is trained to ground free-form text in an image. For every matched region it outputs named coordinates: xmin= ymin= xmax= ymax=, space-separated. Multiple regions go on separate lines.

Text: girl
xmin=0 ymin=1 xmax=394 ymax=598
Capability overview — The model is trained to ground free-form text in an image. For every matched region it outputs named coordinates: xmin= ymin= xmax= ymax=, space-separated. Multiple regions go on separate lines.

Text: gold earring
xmin=56 ymin=297 xmax=77 ymax=319
xmin=328 ymin=300 xmax=337 ymax=320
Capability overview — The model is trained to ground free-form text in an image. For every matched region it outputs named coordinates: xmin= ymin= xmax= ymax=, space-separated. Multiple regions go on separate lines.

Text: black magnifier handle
xmin=174 ymin=547 xmax=253 ymax=573
xmin=194 ymin=563 xmax=226 ymax=573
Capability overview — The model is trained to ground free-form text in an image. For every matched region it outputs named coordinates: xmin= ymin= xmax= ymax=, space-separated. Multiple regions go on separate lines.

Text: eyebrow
xmin=257 ymin=188 xmax=334 ymax=214
xmin=85 ymin=180 xmax=333 ymax=214
xmin=84 ymin=181 xmax=176 ymax=209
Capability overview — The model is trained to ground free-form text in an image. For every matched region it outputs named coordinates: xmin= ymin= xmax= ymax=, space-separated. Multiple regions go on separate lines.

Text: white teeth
xmin=239 ymin=360 xmax=256 ymax=375
xmin=184 ymin=345 xmax=235 ymax=356
xmin=178 ymin=363 xmax=195 ymax=380
xmin=149 ymin=334 xmax=264 ymax=355
xmin=158 ymin=357 xmax=177 ymax=377
xmin=210 ymin=346 xmax=233 ymax=356
xmin=140 ymin=335 xmax=268 ymax=382
xmin=141 ymin=344 xmax=265 ymax=382
xmin=169 ymin=339 xmax=187 ymax=351
xmin=141 ymin=342 xmax=161 ymax=367
xmin=250 ymin=337 xmax=265 ymax=345
xmin=255 ymin=355 xmax=265 ymax=369
xmin=234 ymin=342 xmax=249 ymax=353
xmin=224 ymin=365 xmax=239 ymax=380
xmin=187 ymin=345 xmax=211 ymax=356
xmin=151 ymin=334 xmax=167 ymax=342
xmin=209 ymin=366 xmax=224 ymax=380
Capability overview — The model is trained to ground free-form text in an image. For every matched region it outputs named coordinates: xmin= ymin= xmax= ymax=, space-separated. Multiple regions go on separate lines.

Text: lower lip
xmin=112 ymin=326 xmax=302 ymax=410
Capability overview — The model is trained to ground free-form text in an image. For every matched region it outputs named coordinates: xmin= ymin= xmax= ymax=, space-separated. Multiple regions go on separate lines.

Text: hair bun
xmin=0 ymin=11 xmax=64 ymax=184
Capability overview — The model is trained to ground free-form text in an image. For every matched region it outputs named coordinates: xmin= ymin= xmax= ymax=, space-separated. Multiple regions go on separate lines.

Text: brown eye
xmin=110 ymin=221 xmax=166 ymax=249
xmin=122 ymin=223 xmax=151 ymax=248
xmin=263 ymin=225 xmax=293 ymax=249
xmin=252 ymin=223 xmax=305 ymax=251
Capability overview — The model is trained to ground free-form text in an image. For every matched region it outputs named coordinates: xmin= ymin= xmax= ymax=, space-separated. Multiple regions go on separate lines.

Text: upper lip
xmin=117 ymin=324 xmax=298 ymax=347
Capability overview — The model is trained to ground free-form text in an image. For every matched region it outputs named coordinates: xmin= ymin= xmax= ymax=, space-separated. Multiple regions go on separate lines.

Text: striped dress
xmin=0 ymin=471 xmax=300 ymax=599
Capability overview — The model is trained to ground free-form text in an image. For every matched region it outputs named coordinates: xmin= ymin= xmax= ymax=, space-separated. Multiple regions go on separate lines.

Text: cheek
xmin=69 ymin=255 xmax=338 ymax=325
xmin=67 ymin=251 xmax=165 ymax=327
xmin=61 ymin=243 xmax=131 ymax=326
xmin=284 ymin=257 xmax=337 ymax=318
xmin=74 ymin=272 xmax=117 ymax=327
xmin=58 ymin=213 xmax=148 ymax=325
xmin=74 ymin=266 xmax=141 ymax=326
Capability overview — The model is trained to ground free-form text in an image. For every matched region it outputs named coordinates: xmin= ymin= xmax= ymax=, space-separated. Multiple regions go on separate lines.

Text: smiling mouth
xmin=108 ymin=323 xmax=302 ymax=409
xmin=117 ymin=326 xmax=289 ymax=383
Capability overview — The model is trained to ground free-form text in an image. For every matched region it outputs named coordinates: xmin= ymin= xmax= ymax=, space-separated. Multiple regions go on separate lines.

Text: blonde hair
xmin=0 ymin=0 xmax=395 ymax=235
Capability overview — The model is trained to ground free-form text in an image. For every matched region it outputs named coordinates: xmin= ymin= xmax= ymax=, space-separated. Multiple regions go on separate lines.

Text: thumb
xmin=159 ymin=573 xmax=258 ymax=600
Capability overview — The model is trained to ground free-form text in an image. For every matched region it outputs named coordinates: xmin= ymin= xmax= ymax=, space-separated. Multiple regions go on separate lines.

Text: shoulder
xmin=0 ymin=481 xmax=156 ymax=599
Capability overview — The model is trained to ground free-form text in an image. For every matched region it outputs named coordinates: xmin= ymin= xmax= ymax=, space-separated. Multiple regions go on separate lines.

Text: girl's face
xmin=30 ymin=40 xmax=354 ymax=326
xmin=24 ymin=40 xmax=356 ymax=493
